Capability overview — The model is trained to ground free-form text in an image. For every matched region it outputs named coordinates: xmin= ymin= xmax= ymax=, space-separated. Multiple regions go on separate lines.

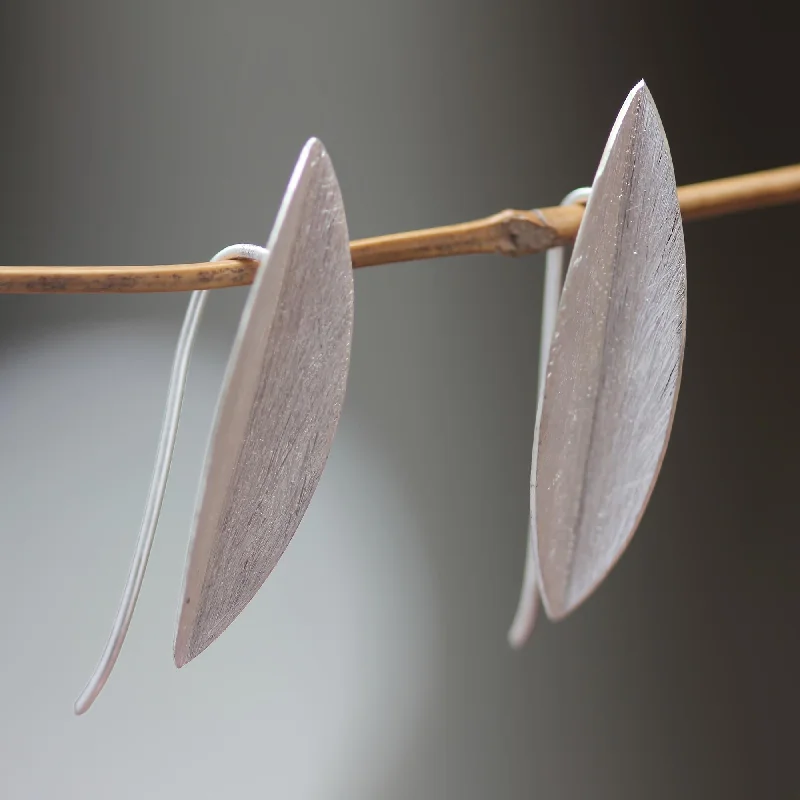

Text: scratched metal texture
xmin=534 ymin=82 xmax=687 ymax=619
xmin=174 ymin=138 xmax=354 ymax=666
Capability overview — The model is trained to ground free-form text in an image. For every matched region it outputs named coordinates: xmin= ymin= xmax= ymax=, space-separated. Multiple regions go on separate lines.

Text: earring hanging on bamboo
xmin=511 ymin=80 xmax=686 ymax=641
xmin=75 ymin=138 xmax=353 ymax=713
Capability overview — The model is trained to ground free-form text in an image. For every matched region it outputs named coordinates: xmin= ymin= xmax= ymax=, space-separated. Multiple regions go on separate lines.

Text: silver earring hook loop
xmin=74 ymin=243 xmax=267 ymax=715
xmin=507 ymin=187 xmax=591 ymax=649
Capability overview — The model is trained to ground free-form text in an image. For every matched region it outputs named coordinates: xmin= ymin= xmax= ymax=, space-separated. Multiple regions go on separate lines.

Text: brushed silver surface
xmin=535 ymin=82 xmax=687 ymax=620
xmin=174 ymin=138 xmax=354 ymax=666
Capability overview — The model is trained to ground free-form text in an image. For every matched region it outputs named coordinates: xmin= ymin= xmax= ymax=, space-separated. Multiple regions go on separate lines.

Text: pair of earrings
xmin=76 ymin=79 xmax=686 ymax=714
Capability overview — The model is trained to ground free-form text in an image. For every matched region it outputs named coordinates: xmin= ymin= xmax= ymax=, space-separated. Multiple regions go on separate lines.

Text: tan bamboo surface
xmin=2 ymin=163 xmax=799 ymax=294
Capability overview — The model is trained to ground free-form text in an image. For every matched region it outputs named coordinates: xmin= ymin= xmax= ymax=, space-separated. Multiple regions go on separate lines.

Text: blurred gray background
xmin=0 ymin=2 xmax=797 ymax=798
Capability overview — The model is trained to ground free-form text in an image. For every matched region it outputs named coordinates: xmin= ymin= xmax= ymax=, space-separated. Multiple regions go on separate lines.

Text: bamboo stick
xmin=2 ymin=164 xmax=798 ymax=294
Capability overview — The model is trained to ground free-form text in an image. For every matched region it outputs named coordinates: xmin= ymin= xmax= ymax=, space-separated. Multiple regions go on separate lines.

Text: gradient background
xmin=0 ymin=2 xmax=798 ymax=798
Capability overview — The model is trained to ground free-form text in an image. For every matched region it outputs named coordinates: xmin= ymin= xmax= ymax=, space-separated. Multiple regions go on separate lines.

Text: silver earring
xmin=75 ymin=137 xmax=353 ymax=711
xmin=510 ymin=81 xmax=687 ymax=643
xmin=174 ymin=138 xmax=353 ymax=667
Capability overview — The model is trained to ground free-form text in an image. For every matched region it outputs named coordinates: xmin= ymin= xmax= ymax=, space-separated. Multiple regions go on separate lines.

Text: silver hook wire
xmin=74 ymin=243 xmax=267 ymax=715
xmin=507 ymin=187 xmax=591 ymax=648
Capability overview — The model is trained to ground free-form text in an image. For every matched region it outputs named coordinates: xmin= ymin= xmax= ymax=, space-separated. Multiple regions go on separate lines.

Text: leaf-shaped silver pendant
xmin=174 ymin=138 xmax=354 ymax=666
xmin=535 ymin=81 xmax=687 ymax=619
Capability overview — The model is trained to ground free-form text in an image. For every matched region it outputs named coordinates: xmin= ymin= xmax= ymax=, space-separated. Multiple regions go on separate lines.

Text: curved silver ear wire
xmin=507 ymin=187 xmax=591 ymax=649
xmin=74 ymin=243 xmax=267 ymax=715
xmin=174 ymin=138 xmax=353 ymax=668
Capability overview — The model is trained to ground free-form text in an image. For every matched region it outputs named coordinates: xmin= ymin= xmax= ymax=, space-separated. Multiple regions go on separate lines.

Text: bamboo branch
xmin=2 ymin=164 xmax=799 ymax=294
